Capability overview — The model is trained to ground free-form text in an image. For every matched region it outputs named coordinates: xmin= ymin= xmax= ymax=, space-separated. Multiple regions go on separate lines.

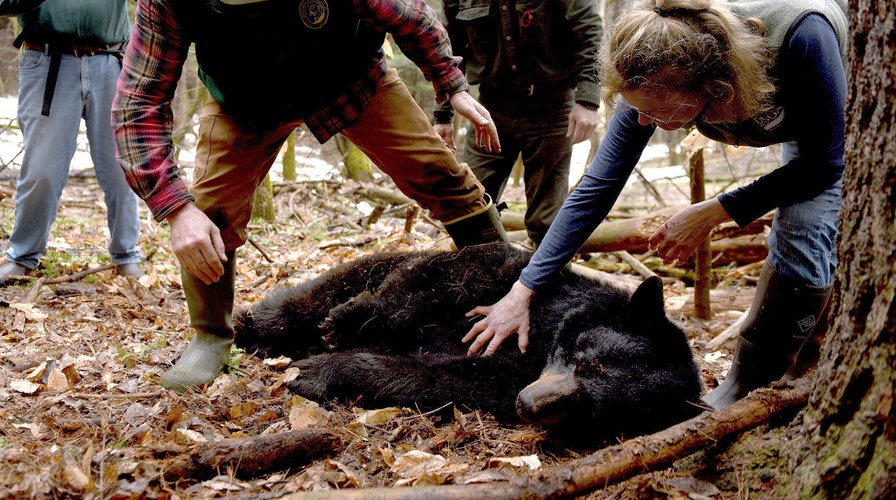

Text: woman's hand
xmin=648 ymin=198 xmax=731 ymax=265
xmin=462 ymin=280 xmax=534 ymax=356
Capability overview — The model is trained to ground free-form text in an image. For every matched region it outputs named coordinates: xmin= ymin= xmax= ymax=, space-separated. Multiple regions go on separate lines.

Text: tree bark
xmin=783 ymin=3 xmax=896 ymax=497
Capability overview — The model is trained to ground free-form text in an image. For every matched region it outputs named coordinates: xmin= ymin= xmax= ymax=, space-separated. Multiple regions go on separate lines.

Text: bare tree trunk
xmin=282 ymin=129 xmax=297 ymax=181
xmin=689 ymin=148 xmax=711 ymax=319
xmin=783 ymin=3 xmax=896 ymax=497
xmin=252 ymin=174 xmax=275 ymax=221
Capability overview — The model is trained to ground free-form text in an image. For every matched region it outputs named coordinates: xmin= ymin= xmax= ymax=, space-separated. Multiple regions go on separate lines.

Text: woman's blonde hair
xmin=600 ymin=0 xmax=775 ymax=122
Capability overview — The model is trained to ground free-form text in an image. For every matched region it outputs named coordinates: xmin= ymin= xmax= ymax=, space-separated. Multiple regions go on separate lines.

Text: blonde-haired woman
xmin=463 ymin=0 xmax=848 ymax=410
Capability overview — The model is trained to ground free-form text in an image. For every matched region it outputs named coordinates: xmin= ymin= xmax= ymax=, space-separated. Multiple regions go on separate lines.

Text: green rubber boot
xmin=443 ymin=194 xmax=508 ymax=248
xmin=160 ymin=252 xmax=236 ymax=393
xmin=702 ymin=263 xmax=832 ymax=410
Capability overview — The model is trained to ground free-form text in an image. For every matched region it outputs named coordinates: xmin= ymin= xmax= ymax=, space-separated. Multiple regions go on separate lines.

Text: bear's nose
xmin=516 ymin=369 xmax=579 ymax=425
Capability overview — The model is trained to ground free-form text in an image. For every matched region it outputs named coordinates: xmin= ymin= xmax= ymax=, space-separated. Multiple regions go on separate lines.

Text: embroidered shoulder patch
xmin=299 ymin=0 xmax=329 ymax=29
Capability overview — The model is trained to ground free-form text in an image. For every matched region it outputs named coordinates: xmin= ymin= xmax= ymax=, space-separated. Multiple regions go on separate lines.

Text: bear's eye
xmin=575 ymin=358 xmax=606 ymax=376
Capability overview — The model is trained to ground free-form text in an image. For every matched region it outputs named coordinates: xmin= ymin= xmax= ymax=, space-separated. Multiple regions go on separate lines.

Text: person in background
xmin=0 ymin=0 xmax=143 ymax=283
xmin=113 ymin=0 xmax=507 ymax=393
xmin=434 ymin=0 xmax=602 ymax=245
xmin=462 ymin=0 xmax=847 ymax=410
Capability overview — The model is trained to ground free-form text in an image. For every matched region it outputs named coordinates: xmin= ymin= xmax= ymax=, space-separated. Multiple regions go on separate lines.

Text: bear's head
xmin=515 ymin=276 xmax=703 ymax=437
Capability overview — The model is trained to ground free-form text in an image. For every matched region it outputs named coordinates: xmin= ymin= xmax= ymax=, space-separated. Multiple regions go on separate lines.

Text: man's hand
xmin=647 ymin=198 xmax=732 ymax=265
xmin=567 ymin=103 xmax=599 ymax=145
xmin=434 ymin=122 xmax=456 ymax=152
xmin=449 ymin=91 xmax=501 ymax=153
xmin=167 ymin=203 xmax=228 ymax=284
xmin=462 ymin=280 xmax=534 ymax=356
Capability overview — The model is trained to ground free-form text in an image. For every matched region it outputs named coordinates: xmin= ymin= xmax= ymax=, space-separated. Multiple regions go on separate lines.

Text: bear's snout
xmin=516 ymin=368 xmax=580 ymax=425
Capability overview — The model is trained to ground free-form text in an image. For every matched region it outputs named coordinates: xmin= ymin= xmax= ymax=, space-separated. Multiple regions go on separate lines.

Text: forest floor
xmin=0 ymin=130 xmax=798 ymax=499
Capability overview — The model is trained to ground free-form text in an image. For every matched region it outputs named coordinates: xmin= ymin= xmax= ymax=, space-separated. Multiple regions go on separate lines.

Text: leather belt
xmin=20 ymin=41 xmax=126 ymax=117
xmin=23 ymin=41 xmax=124 ymax=58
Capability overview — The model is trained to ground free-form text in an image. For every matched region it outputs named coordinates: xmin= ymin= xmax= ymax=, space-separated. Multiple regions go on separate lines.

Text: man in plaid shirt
xmin=113 ymin=0 xmax=506 ymax=392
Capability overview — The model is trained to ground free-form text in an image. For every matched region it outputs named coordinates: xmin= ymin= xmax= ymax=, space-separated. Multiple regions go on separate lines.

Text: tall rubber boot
xmin=781 ymin=297 xmax=832 ymax=381
xmin=702 ymin=262 xmax=832 ymax=410
xmin=160 ymin=252 xmax=236 ymax=393
xmin=443 ymin=194 xmax=508 ymax=248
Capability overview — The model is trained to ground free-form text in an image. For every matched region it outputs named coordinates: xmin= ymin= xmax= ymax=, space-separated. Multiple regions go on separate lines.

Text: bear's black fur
xmin=234 ymin=242 xmax=704 ymax=441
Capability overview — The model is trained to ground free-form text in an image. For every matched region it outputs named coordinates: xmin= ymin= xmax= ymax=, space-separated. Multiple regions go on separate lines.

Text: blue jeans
xmin=766 ymin=142 xmax=841 ymax=287
xmin=6 ymin=50 xmax=141 ymax=269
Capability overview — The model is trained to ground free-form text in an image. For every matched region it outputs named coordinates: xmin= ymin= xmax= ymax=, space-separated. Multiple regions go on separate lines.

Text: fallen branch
xmin=705 ymin=307 xmax=750 ymax=350
xmin=357 ymin=186 xmax=413 ymax=206
xmin=503 ymin=208 xmax=770 ymax=265
xmin=569 ymin=263 xmax=640 ymax=293
xmin=283 ymin=377 xmax=811 ymax=499
xmin=318 ymin=237 xmax=376 ymax=250
xmin=8 ymin=249 xmax=159 ymax=288
xmin=71 ymin=391 xmax=163 ymax=400
xmin=610 ymin=251 xmax=656 ymax=280
xmin=156 ymin=428 xmax=346 ymax=481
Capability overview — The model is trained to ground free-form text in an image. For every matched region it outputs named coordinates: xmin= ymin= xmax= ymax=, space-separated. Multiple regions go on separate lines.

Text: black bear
xmin=234 ymin=242 xmax=704 ymax=441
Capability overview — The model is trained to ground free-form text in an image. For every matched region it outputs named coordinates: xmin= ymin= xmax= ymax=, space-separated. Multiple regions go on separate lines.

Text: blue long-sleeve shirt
xmin=519 ymin=13 xmax=846 ymax=290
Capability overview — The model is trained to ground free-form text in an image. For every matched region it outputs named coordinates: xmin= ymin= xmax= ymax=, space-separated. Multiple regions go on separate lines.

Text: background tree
xmin=251 ymin=174 xmax=275 ymax=221
xmin=282 ymin=130 xmax=296 ymax=181
xmin=782 ymin=2 xmax=895 ymax=497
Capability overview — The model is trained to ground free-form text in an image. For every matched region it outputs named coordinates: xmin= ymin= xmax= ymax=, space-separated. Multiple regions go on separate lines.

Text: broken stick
xmin=157 ymin=428 xmax=345 ymax=481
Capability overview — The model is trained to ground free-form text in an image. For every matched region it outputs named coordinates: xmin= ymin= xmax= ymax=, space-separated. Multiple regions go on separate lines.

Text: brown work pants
xmin=191 ymin=68 xmax=486 ymax=251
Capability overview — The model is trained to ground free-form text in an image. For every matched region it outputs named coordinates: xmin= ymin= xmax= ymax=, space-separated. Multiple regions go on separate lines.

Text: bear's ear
xmin=628 ymin=276 xmax=666 ymax=321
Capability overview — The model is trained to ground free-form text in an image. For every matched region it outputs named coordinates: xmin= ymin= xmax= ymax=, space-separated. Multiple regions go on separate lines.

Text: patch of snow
xmin=0 ymin=95 xmax=340 ymax=182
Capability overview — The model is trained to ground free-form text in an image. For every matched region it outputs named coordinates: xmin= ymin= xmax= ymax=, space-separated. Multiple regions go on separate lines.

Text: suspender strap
xmin=41 ymin=46 xmax=62 ymax=117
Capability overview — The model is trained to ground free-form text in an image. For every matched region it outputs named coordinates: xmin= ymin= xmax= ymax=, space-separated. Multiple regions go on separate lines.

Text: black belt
xmin=21 ymin=41 xmax=126 ymax=117
xmin=22 ymin=41 xmax=124 ymax=58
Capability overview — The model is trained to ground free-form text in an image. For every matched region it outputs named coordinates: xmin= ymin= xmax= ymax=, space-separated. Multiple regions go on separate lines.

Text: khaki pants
xmin=191 ymin=68 xmax=486 ymax=251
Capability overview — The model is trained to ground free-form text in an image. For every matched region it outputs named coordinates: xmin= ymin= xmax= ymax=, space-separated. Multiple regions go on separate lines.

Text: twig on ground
xmin=247 ymin=236 xmax=275 ymax=263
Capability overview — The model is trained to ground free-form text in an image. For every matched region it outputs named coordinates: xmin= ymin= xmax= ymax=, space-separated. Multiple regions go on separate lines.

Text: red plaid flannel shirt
xmin=113 ymin=0 xmax=467 ymax=222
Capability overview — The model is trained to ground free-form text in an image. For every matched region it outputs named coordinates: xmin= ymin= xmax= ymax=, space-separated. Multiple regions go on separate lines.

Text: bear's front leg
xmin=287 ymin=352 xmax=420 ymax=406
xmin=285 ymin=351 xmax=538 ymax=421
xmin=320 ymin=293 xmax=413 ymax=352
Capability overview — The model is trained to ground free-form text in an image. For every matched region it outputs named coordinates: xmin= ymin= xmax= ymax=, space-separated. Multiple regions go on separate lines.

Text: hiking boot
xmin=116 ymin=262 xmax=144 ymax=277
xmin=0 ymin=261 xmax=29 ymax=284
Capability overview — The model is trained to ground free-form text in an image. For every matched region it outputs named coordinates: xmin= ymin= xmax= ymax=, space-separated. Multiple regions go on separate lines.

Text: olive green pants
xmin=191 ymin=68 xmax=486 ymax=251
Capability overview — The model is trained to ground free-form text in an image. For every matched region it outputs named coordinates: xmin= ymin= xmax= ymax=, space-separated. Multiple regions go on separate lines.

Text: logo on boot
xmin=797 ymin=314 xmax=817 ymax=333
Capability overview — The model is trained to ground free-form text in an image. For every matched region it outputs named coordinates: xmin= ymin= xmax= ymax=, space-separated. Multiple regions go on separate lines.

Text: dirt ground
xmin=0 ymin=147 xmax=794 ymax=499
